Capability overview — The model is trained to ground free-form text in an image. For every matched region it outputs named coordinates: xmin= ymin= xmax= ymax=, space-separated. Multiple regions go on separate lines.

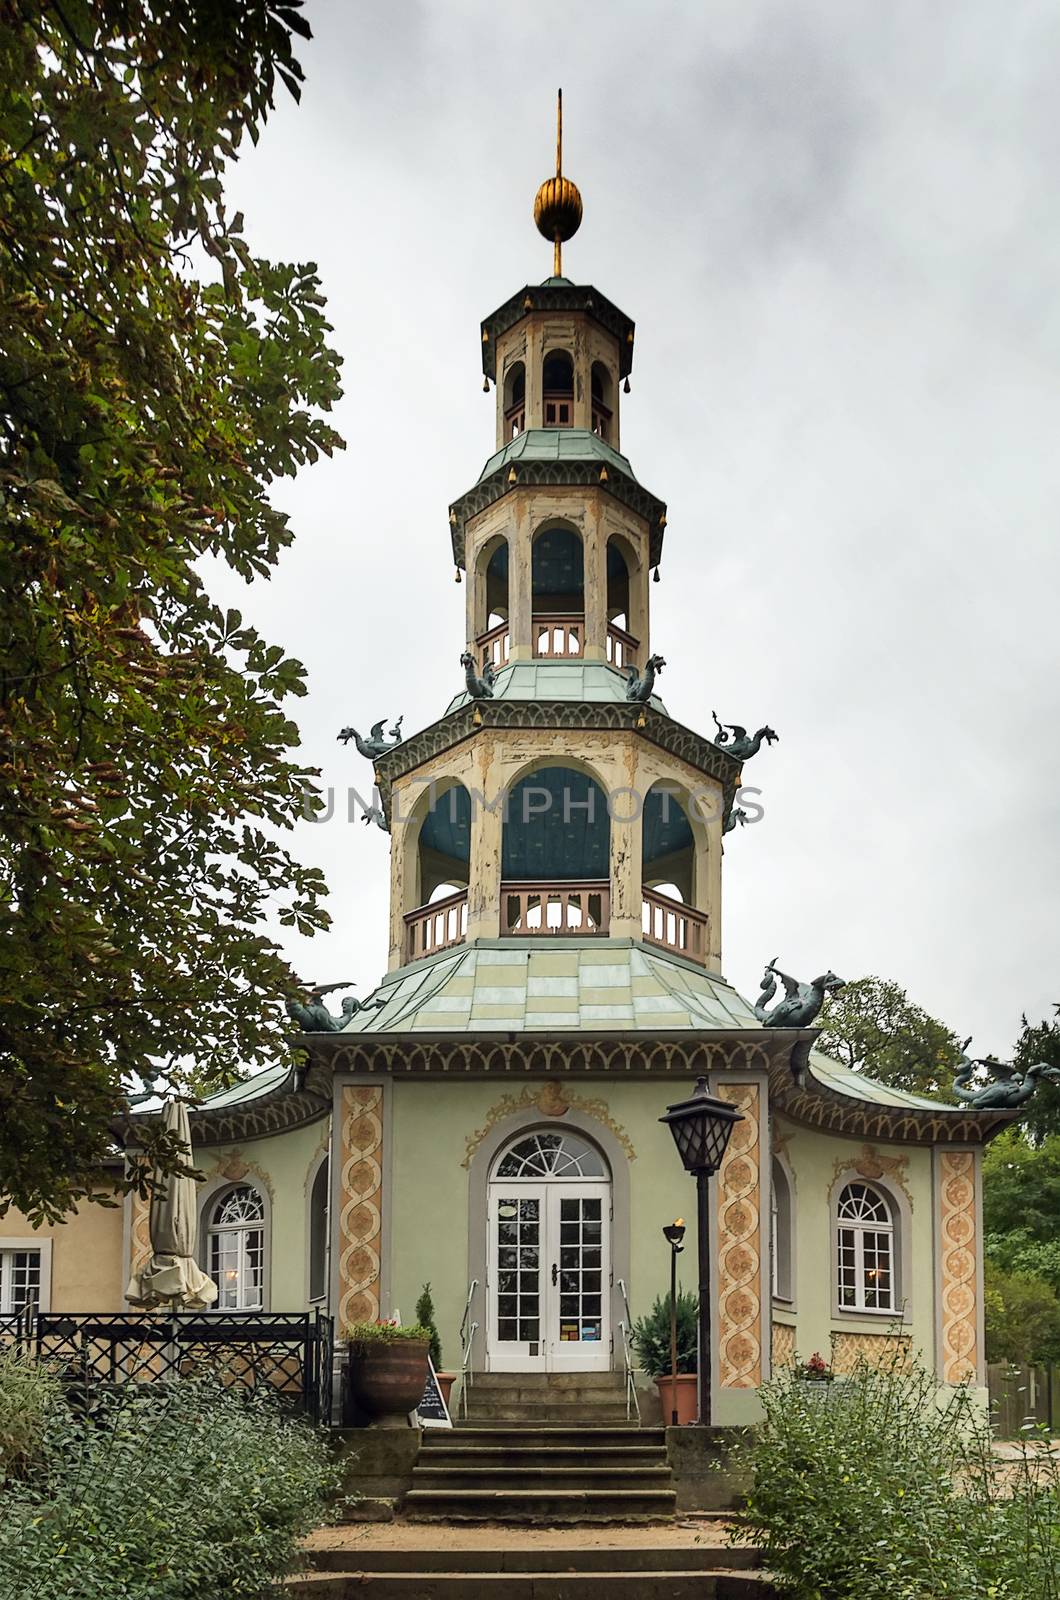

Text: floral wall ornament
xmin=207 ymin=1148 xmax=275 ymax=1200
xmin=831 ymin=1144 xmax=913 ymax=1211
xmin=461 ymin=1081 xmax=635 ymax=1168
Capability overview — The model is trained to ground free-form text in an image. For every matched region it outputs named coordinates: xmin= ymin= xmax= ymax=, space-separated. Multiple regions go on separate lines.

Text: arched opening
xmin=591 ymin=362 xmax=613 ymax=441
xmin=532 ymin=525 xmax=584 ymax=658
xmin=501 ymin=764 xmax=610 ymax=937
xmin=503 ymin=361 xmax=525 ymax=439
xmin=404 ymin=780 xmax=471 ymax=961
xmin=772 ymin=1157 xmax=793 ymax=1303
xmin=641 ymin=783 xmax=708 ymax=963
xmin=205 ymin=1185 xmax=265 ymax=1311
xmin=605 ymin=536 xmax=640 ymax=668
xmin=836 ymin=1182 xmax=895 ymax=1313
xmin=488 ymin=1126 xmax=611 ymax=1371
xmin=309 ymin=1156 xmax=329 ymax=1304
xmin=475 ymin=536 xmax=510 ymax=671
xmin=542 ymin=349 xmax=573 ymax=427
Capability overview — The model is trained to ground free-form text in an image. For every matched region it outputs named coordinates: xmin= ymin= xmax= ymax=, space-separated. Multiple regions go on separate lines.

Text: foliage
xmin=631 ymin=1289 xmax=698 ymax=1378
xmin=1013 ymin=1006 xmax=1060 ymax=1143
xmin=0 ymin=1372 xmax=342 ymax=1598
xmin=344 ymin=1321 xmax=429 ymax=1346
xmin=738 ymin=1351 xmax=1060 ymax=1599
xmin=817 ymin=975 xmax=962 ymax=1098
xmin=984 ymin=1128 xmax=1060 ymax=1268
xmin=984 ymin=1260 xmax=1060 ymax=1366
xmin=0 ymin=0 xmax=343 ymax=1220
xmin=0 ymin=1344 xmax=57 ymax=1480
xmin=415 ymin=1283 xmax=443 ymax=1370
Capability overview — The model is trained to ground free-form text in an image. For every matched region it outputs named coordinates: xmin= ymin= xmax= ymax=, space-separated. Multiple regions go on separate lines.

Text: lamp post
xmin=662 ymin=1220 xmax=685 ymax=1426
xmin=660 ymin=1077 xmax=743 ymax=1429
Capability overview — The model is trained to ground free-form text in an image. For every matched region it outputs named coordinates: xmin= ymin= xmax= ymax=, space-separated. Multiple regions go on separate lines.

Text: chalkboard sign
xmin=412 ymin=1356 xmax=452 ymax=1429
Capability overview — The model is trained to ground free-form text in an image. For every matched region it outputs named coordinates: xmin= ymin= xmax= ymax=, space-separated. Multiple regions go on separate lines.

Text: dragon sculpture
xmin=951 ymin=1038 xmax=1060 ymax=1110
xmin=711 ymin=712 xmax=779 ymax=762
xmin=723 ymin=805 xmax=749 ymax=834
xmin=461 ymin=651 xmax=497 ymax=700
xmin=625 ymin=653 xmax=665 ymax=703
xmin=753 ymin=959 xmax=846 ymax=1028
xmin=337 ymin=718 xmax=404 ymax=760
xmin=286 ymin=981 xmax=387 ymax=1033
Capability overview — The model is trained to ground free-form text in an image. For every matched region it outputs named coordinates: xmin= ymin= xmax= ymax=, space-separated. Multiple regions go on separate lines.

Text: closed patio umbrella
xmin=126 ymin=1098 xmax=218 ymax=1310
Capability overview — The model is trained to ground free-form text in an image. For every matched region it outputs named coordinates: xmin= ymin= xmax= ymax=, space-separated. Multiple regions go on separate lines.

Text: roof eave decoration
xmin=112 ymin=1057 xmax=333 ymax=1149
xmin=371 ymin=697 xmax=745 ymax=823
xmin=768 ymin=1054 xmax=1021 ymax=1147
xmin=481 ymin=282 xmax=635 ymax=383
xmin=449 ymin=457 xmax=666 ymax=571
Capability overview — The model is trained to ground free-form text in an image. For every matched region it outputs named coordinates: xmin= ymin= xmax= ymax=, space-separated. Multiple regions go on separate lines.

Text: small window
xmin=837 ymin=1182 xmax=894 ymax=1312
xmin=208 ymin=1186 xmax=265 ymax=1311
xmin=495 ymin=1131 xmax=606 ymax=1180
xmin=309 ymin=1158 xmax=329 ymax=1303
xmin=0 ymin=1248 xmax=41 ymax=1315
xmin=771 ymin=1158 xmax=793 ymax=1302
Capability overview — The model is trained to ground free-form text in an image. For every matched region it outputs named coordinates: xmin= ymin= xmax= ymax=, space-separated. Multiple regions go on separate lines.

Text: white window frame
xmin=0 ymin=1238 xmax=52 ymax=1316
xmin=206 ymin=1187 xmax=266 ymax=1312
xmin=836 ymin=1183 xmax=896 ymax=1314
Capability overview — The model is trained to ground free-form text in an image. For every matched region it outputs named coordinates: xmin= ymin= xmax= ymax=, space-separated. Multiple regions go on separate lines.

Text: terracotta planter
xmin=436 ymin=1372 xmax=457 ymax=1412
xmin=656 ymin=1372 xmax=698 ymax=1426
xmin=346 ymin=1338 xmax=429 ymax=1422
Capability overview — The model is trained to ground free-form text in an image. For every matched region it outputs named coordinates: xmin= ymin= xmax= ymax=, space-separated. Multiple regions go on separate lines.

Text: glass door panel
xmin=488 ymin=1185 xmax=546 ymax=1371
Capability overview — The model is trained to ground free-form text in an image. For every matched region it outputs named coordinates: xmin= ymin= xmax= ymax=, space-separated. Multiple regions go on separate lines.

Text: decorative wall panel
xmin=337 ymin=1086 xmax=384 ymax=1329
xmin=771 ymin=1321 xmax=796 ymax=1369
xmin=830 ymin=1330 xmax=911 ymax=1375
xmin=716 ymin=1082 xmax=763 ymax=1389
xmin=938 ymin=1150 xmax=979 ymax=1384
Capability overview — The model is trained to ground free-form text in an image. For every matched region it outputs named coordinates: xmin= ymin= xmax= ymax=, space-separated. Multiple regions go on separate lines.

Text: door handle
xmin=551 ymin=1263 xmax=558 ymax=1286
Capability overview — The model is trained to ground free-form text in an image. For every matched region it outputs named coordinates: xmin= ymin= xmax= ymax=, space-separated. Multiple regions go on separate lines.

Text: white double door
xmin=486 ymin=1180 xmax=611 ymax=1371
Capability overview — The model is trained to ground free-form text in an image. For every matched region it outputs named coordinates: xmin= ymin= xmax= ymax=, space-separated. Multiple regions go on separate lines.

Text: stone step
xmin=463 ymin=1402 xmax=633 ymax=1423
xmin=445 ymin=1426 xmax=664 ymax=1447
xmin=287 ymin=1570 xmax=775 ymax=1597
xmin=411 ymin=1465 xmax=674 ymax=1492
xmin=419 ymin=1445 xmax=667 ymax=1468
xmin=463 ymin=1384 xmax=631 ymax=1405
xmin=468 ymin=1371 xmax=625 ymax=1390
xmin=308 ymin=1547 xmax=759 ymax=1573
xmin=402 ymin=1486 xmax=678 ymax=1522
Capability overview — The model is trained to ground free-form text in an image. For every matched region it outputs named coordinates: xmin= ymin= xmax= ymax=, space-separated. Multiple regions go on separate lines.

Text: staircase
xmin=404 ymin=1371 xmax=675 ymax=1523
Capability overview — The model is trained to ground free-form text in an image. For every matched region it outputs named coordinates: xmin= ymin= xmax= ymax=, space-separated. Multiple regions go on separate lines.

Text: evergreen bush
xmin=631 ymin=1289 xmax=698 ymax=1377
xmin=415 ymin=1283 xmax=444 ymax=1369
xmin=0 ymin=1373 xmax=342 ymax=1599
xmin=0 ymin=1346 xmax=57 ymax=1481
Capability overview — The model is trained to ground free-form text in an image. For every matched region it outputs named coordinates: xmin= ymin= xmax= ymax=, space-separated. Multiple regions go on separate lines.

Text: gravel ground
xmin=304 ymin=1518 xmax=742 ymax=1553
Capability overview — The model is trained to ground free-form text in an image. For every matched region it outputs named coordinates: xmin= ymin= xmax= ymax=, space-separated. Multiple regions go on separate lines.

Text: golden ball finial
xmin=534 ymin=176 xmax=582 ymax=247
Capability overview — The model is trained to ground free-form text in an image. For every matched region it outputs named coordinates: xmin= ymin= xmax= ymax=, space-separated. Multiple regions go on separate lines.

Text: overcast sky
xmin=212 ymin=0 xmax=1059 ymax=1058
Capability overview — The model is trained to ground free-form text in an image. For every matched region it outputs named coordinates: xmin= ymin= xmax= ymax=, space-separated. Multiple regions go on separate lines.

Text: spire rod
xmin=533 ymin=89 xmax=582 ymax=278
xmin=554 ymin=88 xmax=563 ymax=274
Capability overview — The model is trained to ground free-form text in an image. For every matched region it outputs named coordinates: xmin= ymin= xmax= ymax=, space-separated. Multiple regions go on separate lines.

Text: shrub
xmin=0 ymin=1374 xmax=343 ymax=1599
xmin=739 ymin=1351 xmax=1060 ymax=1599
xmin=0 ymin=1345 xmax=57 ymax=1480
xmin=631 ymin=1289 xmax=698 ymax=1377
xmin=343 ymin=1320 xmax=428 ymax=1345
xmin=415 ymin=1284 xmax=443 ymax=1370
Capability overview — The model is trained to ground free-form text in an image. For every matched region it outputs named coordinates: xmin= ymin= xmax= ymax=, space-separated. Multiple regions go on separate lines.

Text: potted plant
xmin=632 ymin=1288 xmax=699 ymax=1426
xmin=343 ymin=1320 xmax=430 ymax=1425
xmin=416 ymin=1282 xmax=457 ymax=1412
xmin=793 ymin=1351 xmax=836 ymax=1397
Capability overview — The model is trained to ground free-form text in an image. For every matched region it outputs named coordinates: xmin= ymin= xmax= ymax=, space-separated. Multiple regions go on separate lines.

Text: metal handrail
xmin=458 ymin=1279 xmax=478 ymax=1422
xmin=616 ymin=1278 xmax=641 ymax=1424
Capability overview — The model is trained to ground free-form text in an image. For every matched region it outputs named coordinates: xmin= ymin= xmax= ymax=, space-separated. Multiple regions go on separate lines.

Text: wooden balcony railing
xmin=543 ymin=388 xmax=573 ymax=427
xmin=504 ymin=404 xmax=525 ymax=440
xmin=641 ymin=887 xmax=708 ymax=964
xmin=533 ymin=614 xmax=584 ymax=659
xmin=501 ymin=880 xmax=610 ymax=938
xmin=404 ymin=888 xmax=468 ymax=962
xmin=606 ymin=623 xmax=638 ymax=670
xmin=591 ymin=401 xmax=612 ymax=441
xmin=476 ymin=622 xmax=510 ymax=672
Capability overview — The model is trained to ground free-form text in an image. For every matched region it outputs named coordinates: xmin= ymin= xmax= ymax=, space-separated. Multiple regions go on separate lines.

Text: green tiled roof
xmin=193 ymin=1062 xmax=292 ymax=1110
xmin=807 ymin=1050 xmax=951 ymax=1112
xmin=445 ymin=661 xmax=666 ymax=715
xmin=476 ymin=428 xmax=638 ymax=486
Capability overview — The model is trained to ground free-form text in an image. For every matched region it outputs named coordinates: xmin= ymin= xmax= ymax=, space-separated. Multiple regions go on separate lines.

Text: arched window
xmin=495 ymin=1130 xmax=607 ymax=1179
xmin=207 ymin=1186 xmax=265 ymax=1311
xmin=772 ymin=1157 xmax=793 ymax=1302
xmin=836 ymin=1182 xmax=894 ymax=1313
xmin=405 ymin=780 xmax=471 ymax=960
xmin=309 ymin=1157 xmax=329 ymax=1303
xmin=591 ymin=362 xmax=613 ymax=440
xmin=532 ymin=526 xmax=584 ymax=656
xmin=542 ymin=350 xmax=573 ymax=427
xmin=503 ymin=361 xmax=525 ymax=438
xmin=642 ymin=784 xmax=696 ymax=904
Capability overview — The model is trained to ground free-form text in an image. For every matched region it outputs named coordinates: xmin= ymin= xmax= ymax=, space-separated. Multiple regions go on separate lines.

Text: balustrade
xmin=500 ymin=879 xmax=610 ymax=938
xmin=533 ymin=614 xmax=584 ymax=659
xmin=641 ymin=887 xmax=708 ymax=964
xmin=476 ymin=622 xmax=510 ymax=672
xmin=606 ymin=622 xmax=638 ymax=670
xmin=404 ymin=888 xmax=468 ymax=962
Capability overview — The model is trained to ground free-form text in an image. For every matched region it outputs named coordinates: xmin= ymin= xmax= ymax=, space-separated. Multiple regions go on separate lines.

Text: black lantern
xmin=660 ymin=1077 xmax=744 ymax=1428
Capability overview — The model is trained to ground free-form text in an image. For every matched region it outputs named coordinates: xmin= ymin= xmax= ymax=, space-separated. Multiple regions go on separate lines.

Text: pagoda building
xmin=2 ymin=108 xmax=1016 ymax=1434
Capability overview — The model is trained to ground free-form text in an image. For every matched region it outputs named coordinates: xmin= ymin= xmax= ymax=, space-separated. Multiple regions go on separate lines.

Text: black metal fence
xmin=21 ymin=1310 xmax=333 ymax=1425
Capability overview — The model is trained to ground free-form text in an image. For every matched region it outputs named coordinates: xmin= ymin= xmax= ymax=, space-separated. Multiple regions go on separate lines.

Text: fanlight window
xmin=495 ymin=1132 xmax=606 ymax=1180
xmin=208 ymin=1185 xmax=265 ymax=1311
xmin=837 ymin=1182 xmax=894 ymax=1313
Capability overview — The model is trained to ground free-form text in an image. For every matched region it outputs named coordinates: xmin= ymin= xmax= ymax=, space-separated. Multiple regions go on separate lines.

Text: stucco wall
xmin=1 ymin=1197 xmax=124 ymax=1312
